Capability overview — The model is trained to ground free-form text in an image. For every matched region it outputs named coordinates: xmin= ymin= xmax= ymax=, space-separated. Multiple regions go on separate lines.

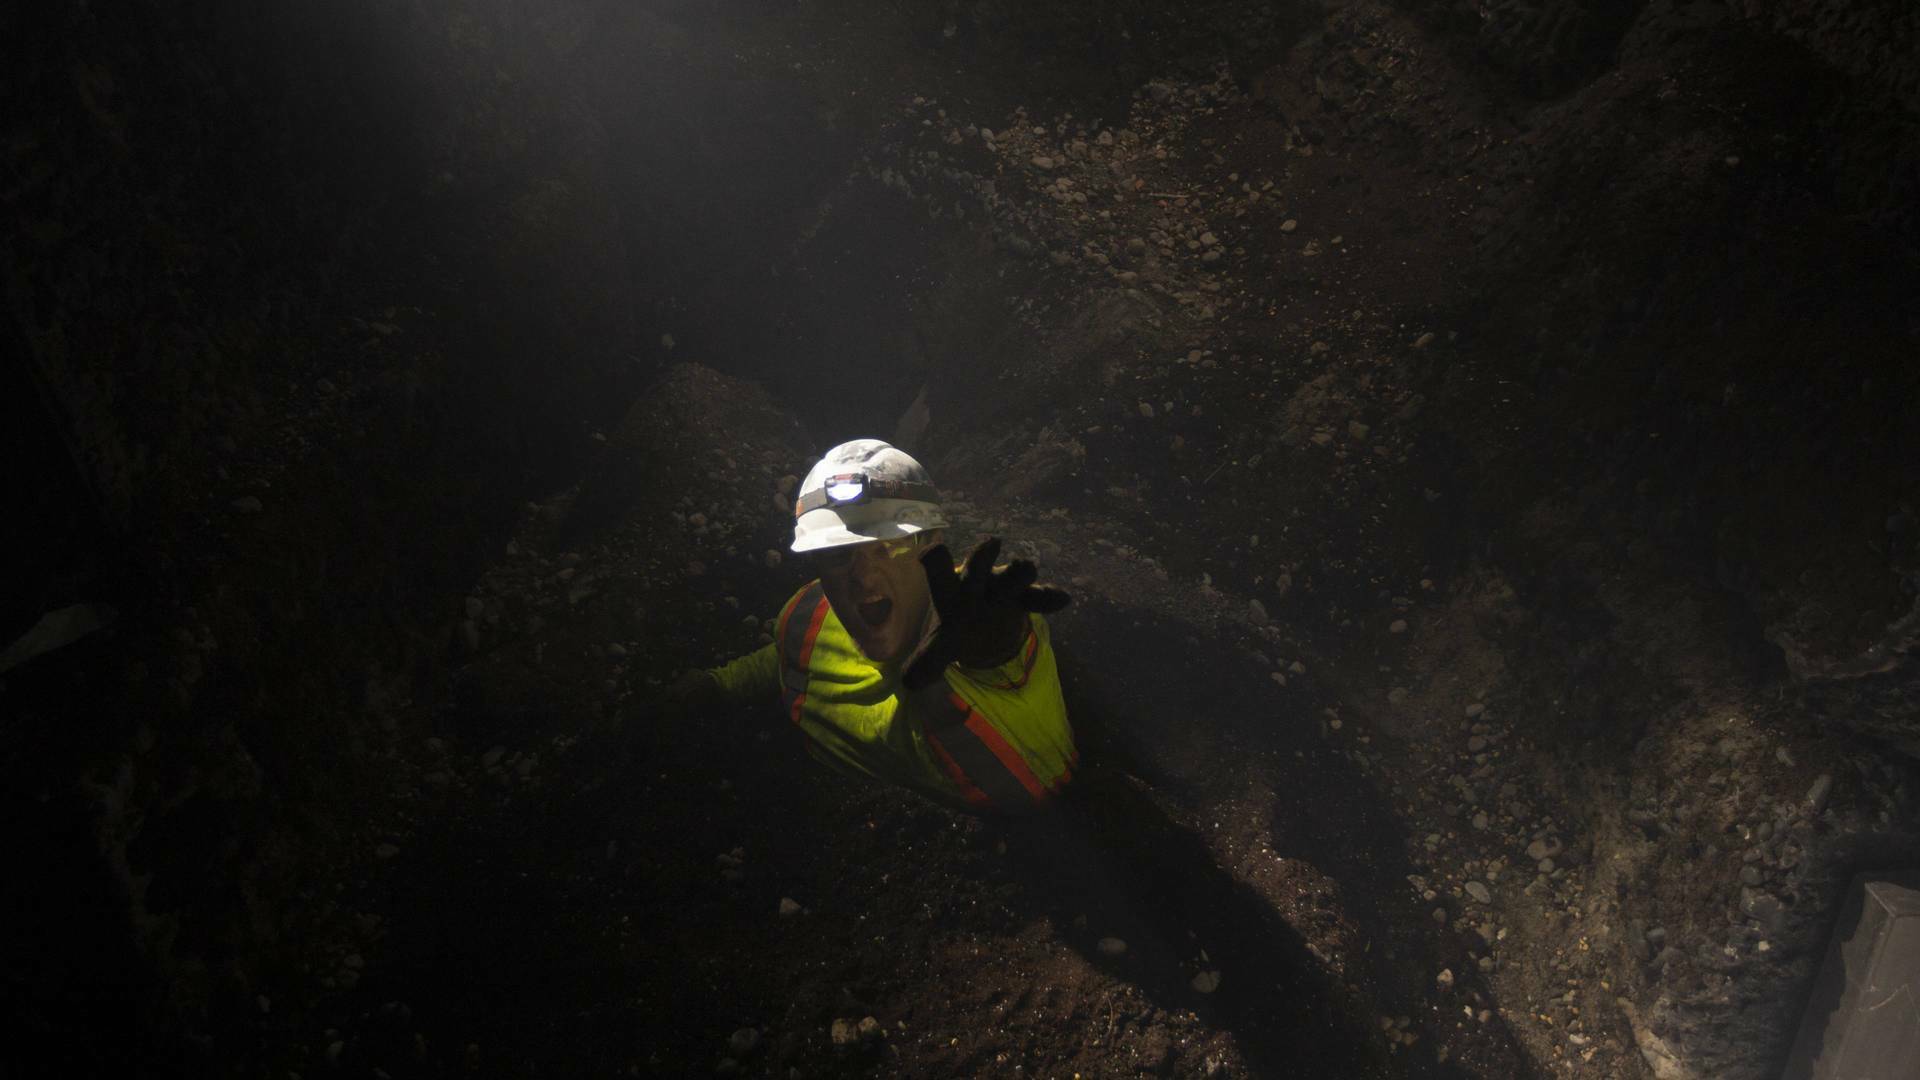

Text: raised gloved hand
xmin=903 ymin=538 xmax=1072 ymax=692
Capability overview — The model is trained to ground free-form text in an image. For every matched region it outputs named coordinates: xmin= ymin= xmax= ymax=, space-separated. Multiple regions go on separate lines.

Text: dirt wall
xmin=4 ymin=1 xmax=635 ymax=1069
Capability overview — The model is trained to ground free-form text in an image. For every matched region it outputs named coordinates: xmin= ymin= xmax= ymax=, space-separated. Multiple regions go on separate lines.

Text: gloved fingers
xmin=919 ymin=543 xmax=961 ymax=604
xmin=962 ymin=538 xmax=1002 ymax=601
xmin=1020 ymin=584 xmax=1073 ymax=614
xmin=985 ymin=557 xmax=1036 ymax=595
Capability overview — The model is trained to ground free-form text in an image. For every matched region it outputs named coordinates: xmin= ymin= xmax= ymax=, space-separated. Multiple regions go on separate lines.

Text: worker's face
xmin=814 ymin=532 xmax=940 ymax=664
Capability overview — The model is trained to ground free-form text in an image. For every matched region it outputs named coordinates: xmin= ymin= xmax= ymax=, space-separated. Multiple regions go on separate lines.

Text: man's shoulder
xmin=775 ymin=579 xmax=830 ymax=633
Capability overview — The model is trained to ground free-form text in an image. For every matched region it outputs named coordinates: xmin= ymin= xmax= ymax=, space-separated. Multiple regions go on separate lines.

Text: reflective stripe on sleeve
xmin=778 ymin=582 xmax=830 ymax=725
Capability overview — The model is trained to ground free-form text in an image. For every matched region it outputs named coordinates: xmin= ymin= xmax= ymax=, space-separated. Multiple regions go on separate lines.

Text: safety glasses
xmin=811 ymin=535 xmax=928 ymax=573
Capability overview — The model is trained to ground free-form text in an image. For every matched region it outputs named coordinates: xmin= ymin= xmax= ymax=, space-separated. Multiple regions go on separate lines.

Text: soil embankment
xmin=7 ymin=1 xmax=1917 ymax=1077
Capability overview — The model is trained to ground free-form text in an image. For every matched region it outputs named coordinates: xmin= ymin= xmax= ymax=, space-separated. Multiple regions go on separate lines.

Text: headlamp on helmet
xmin=795 ymin=474 xmax=942 ymax=518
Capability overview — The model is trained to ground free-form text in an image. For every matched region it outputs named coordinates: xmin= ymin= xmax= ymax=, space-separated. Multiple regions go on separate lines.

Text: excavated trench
xmin=8 ymin=1 xmax=1920 ymax=1078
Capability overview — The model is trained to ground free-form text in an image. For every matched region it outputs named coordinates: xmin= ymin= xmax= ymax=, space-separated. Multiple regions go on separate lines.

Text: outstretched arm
xmin=702 ymin=642 xmax=778 ymax=703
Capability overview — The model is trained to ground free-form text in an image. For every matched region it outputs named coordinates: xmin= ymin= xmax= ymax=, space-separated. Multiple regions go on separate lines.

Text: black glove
xmin=903 ymin=538 xmax=1072 ymax=692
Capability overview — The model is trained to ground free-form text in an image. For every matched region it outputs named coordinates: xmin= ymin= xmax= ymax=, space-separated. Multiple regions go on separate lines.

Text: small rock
xmin=1465 ymin=703 xmax=1486 ymax=719
xmin=1464 ymin=881 xmax=1492 ymax=904
xmin=375 ymin=843 xmax=400 ymax=859
xmin=482 ymin=746 xmax=506 ymax=768
xmin=1248 ymin=598 xmax=1269 ymax=626
xmin=1280 ymin=219 xmax=1298 ymax=232
xmin=1741 ymin=888 xmax=1785 ymax=931
xmin=857 ymin=1017 xmax=881 ymax=1041
xmin=1432 ymin=908 xmax=1447 ymax=925
xmin=1191 ymin=970 xmax=1222 ymax=993
xmin=1525 ymin=837 xmax=1563 ymax=861
xmin=1387 ymin=687 xmax=1409 ymax=705
xmin=1031 ymin=155 xmax=1055 ymax=170
xmin=1097 ymin=937 xmax=1128 ymax=956
xmin=1468 ymin=736 xmax=1488 ymax=753
xmin=1413 ymin=332 xmax=1436 ymax=349
xmin=1348 ymin=420 xmax=1371 ymax=441
xmin=1805 ymin=773 xmax=1833 ymax=815
xmin=1389 ymin=619 xmax=1408 ymax=634
xmin=763 ymin=549 xmax=783 ymax=568
xmin=1138 ymin=401 xmax=1156 ymax=418
xmin=231 ymin=496 xmax=264 ymax=514
xmin=778 ymin=897 xmax=802 ymax=917
xmin=727 ymin=1028 xmax=761 ymax=1058
xmin=1436 ymin=968 xmax=1455 ymax=990
xmin=1740 ymin=865 xmax=1763 ymax=886
xmin=1472 ymin=811 xmax=1489 ymax=831
xmin=830 ymin=1019 xmax=859 ymax=1047
xmin=1645 ymin=926 xmax=1667 ymax=947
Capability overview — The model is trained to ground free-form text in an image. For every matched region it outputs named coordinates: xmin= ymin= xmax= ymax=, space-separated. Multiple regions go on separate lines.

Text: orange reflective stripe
xmin=778 ymin=582 xmax=829 ymax=725
xmin=925 ymin=722 xmax=1029 ymax=810
xmin=961 ymin=711 xmax=1048 ymax=801
xmin=915 ymin=679 xmax=1050 ymax=812
xmin=789 ymin=600 xmax=829 ymax=725
xmin=925 ymin=736 xmax=991 ymax=807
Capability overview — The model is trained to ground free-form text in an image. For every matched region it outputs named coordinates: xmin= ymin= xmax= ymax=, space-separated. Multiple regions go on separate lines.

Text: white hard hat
xmin=791 ymin=439 xmax=949 ymax=554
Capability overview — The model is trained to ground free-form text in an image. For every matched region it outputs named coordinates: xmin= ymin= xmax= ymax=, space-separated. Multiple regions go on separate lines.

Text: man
xmin=674 ymin=439 xmax=1076 ymax=813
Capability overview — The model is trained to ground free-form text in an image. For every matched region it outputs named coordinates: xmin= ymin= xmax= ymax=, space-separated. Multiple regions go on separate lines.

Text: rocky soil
xmin=8 ymin=0 xmax=1919 ymax=1078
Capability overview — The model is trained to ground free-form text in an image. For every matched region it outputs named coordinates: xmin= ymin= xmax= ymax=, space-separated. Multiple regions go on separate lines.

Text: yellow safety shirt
xmin=707 ymin=579 xmax=1075 ymax=813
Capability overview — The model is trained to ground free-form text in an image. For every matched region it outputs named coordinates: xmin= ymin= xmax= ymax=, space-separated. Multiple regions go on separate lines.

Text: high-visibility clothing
xmin=707 ymin=580 xmax=1075 ymax=813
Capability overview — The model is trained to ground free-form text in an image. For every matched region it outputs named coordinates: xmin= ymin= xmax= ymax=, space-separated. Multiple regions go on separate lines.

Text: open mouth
xmin=857 ymin=597 xmax=893 ymax=628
